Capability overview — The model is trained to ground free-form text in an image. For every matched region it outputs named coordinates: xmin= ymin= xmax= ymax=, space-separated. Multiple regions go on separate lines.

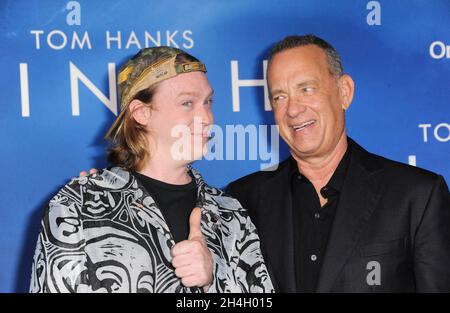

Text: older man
xmin=227 ymin=34 xmax=450 ymax=292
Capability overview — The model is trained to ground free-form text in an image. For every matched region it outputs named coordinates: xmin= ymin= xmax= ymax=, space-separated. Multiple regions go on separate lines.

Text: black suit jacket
xmin=226 ymin=139 xmax=450 ymax=292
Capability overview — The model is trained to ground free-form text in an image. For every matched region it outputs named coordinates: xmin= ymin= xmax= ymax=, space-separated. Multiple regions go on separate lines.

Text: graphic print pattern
xmin=30 ymin=167 xmax=274 ymax=293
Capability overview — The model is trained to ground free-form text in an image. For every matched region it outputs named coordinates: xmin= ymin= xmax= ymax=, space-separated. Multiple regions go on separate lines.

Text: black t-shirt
xmin=133 ymin=171 xmax=197 ymax=243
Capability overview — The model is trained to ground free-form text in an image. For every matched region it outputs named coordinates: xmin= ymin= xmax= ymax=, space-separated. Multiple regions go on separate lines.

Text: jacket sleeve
xmin=234 ymin=210 xmax=274 ymax=293
xmin=29 ymin=179 xmax=89 ymax=293
xmin=204 ymin=193 xmax=274 ymax=293
xmin=414 ymin=175 xmax=450 ymax=292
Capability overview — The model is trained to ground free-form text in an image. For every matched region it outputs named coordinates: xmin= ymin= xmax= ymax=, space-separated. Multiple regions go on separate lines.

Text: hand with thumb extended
xmin=187 ymin=207 xmax=204 ymax=240
xmin=171 ymin=207 xmax=213 ymax=290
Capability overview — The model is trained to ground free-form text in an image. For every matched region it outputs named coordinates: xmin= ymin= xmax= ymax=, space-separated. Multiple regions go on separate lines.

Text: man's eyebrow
xmin=269 ymin=88 xmax=284 ymax=96
xmin=270 ymin=80 xmax=319 ymax=95
xmin=295 ymin=80 xmax=318 ymax=88
xmin=176 ymin=91 xmax=200 ymax=98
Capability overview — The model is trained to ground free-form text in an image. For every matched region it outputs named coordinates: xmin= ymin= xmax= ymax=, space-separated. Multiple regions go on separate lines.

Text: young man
xmin=31 ymin=47 xmax=273 ymax=293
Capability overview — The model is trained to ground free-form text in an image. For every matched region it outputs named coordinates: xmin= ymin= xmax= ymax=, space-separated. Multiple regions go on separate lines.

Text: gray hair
xmin=268 ymin=34 xmax=344 ymax=78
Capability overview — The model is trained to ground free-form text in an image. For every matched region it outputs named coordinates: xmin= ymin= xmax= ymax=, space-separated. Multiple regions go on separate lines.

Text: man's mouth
xmin=191 ymin=125 xmax=213 ymax=138
xmin=292 ymin=120 xmax=316 ymax=132
xmin=191 ymin=132 xmax=212 ymax=139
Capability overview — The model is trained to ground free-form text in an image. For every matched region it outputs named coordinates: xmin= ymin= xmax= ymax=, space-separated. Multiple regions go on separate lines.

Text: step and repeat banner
xmin=0 ymin=0 xmax=449 ymax=292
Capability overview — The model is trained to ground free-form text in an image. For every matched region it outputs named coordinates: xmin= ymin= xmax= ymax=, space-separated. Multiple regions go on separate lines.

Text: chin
xmin=290 ymin=142 xmax=321 ymax=157
xmin=290 ymin=138 xmax=314 ymax=151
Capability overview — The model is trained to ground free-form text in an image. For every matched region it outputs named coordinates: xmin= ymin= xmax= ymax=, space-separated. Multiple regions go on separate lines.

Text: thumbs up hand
xmin=171 ymin=207 xmax=213 ymax=289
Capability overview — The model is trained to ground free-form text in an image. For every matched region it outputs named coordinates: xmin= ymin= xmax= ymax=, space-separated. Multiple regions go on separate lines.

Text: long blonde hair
xmin=105 ymin=85 xmax=158 ymax=171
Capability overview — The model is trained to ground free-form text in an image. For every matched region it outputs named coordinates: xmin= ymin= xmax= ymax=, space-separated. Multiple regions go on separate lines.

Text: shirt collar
xmin=290 ymin=140 xmax=353 ymax=198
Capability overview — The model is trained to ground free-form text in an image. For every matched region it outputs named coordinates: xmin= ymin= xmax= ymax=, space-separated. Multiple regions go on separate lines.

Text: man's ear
xmin=338 ymin=74 xmax=355 ymax=110
xmin=129 ymin=99 xmax=151 ymax=126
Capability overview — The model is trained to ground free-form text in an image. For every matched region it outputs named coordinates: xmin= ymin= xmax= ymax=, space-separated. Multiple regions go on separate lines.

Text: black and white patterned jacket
xmin=30 ymin=167 xmax=274 ymax=293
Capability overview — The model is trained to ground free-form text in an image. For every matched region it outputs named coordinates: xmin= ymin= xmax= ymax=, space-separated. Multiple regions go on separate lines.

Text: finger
xmin=79 ymin=171 xmax=87 ymax=177
xmin=174 ymin=265 xmax=195 ymax=278
xmin=188 ymin=207 xmax=203 ymax=240
xmin=181 ymin=275 xmax=199 ymax=288
xmin=171 ymin=240 xmax=201 ymax=257
xmin=172 ymin=254 xmax=193 ymax=268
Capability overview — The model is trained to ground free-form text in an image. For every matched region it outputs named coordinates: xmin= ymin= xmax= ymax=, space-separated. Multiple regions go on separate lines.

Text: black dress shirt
xmin=290 ymin=143 xmax=352 ymax=292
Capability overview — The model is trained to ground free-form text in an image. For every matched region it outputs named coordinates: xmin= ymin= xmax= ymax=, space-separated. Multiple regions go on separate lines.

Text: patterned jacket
xmin=30 ymin=167 xmax=274 ymax=293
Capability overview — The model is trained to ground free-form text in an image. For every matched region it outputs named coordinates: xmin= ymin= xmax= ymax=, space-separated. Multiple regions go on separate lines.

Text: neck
xmin=138 ymin=153 xmax=192 ymax=185
xmin=293 ymin=132 xmax=348 ymax=187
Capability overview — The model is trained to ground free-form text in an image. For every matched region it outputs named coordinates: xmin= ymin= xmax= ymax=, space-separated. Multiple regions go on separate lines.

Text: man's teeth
xmin=293 ymin=120 xmax=315 ymax=131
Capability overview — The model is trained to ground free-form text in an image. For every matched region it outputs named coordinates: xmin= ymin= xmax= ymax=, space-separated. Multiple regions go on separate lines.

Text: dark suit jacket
xmin=226 ymin=138 xmax=450 ymax=292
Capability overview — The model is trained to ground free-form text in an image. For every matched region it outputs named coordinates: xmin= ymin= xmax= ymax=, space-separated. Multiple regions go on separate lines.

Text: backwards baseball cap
xmin=106 ymin=46 xmax=207 ymax=140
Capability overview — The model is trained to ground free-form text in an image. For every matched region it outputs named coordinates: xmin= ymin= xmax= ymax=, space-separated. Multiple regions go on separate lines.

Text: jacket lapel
xmin=259 ymin=159 xmax=297 ymax=292
xmin=118 ymin=169 xmax=176 ymax=247
xmin=316 ymin=140 xmax=384 ymax=292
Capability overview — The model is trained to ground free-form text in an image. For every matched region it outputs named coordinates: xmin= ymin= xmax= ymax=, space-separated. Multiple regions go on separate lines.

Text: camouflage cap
xmin=106 ymin=46 xmax=207 ymax=140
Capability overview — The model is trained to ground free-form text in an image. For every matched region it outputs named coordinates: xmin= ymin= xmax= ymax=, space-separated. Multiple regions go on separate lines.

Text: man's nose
xmin=286 ymin=97 xmax=306 ymax=118
xmin=195 ymin=105 xmax=213 ymax=125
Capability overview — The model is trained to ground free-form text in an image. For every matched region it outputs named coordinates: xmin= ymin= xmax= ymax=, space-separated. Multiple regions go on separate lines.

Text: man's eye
xmin=303 ymin=87 xmax=315 ymax=93
xmin=273 ymin=95 xmax=285 ymax=102
xmin=182 ymin=101 xmax=193 ymax=107
xmin=205 ymin=99 xmax=213 ymax=107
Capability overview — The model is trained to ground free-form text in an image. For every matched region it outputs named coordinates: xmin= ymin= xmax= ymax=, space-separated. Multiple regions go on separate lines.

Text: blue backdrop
xmin=1 ymin=0 xmax=449 ymax=292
